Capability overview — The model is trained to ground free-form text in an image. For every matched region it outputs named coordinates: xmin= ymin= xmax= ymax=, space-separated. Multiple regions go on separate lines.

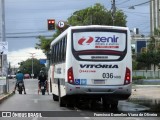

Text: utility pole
xmin=29 ymin=53 xmax=35 ymax=79
xmin=111 ymin=0 xmax=116 ymax=25
xmin=0 ymin=0 xmax=8 ymax=93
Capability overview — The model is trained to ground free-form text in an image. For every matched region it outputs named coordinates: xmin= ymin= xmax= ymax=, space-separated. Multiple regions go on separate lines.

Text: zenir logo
xmin=78 ymin=37 xmax=94 ymax=45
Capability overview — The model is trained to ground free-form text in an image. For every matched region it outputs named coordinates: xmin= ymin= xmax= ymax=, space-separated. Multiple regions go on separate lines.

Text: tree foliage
xmin=67 ymin=3 xmax=127 ymax=26
xmin=35 ymin=23 xmax=70 ymax=54
xmin=36 ymin=3 xmax=127 ymax=54
xmin=18 ymin=58 xmax=45 ymax=78
xmin=136 ymin=51 xmax=153 ymax=69
xmin=136 ymin=28 xmax=160 ymax=72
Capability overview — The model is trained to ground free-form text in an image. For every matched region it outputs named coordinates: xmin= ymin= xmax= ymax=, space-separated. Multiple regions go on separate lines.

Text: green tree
xmin=67 ymin=3 xmax=127 ymax=26
xmin=136 ymin=28 xmax=160 ymax=78
xmin=18 ymin=58 xmax=45 ymax=78
xmin=148 ymin=29 xmax=160 ymax=73
xmin=36 ymin=3 xmax=127 ymax=54
xmin=35 ymin=22 xmax=70 ymax=54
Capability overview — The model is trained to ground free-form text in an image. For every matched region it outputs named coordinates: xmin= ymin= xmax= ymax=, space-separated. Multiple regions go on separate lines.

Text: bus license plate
xmin=94 ymin=80 xmax=105 ymax=84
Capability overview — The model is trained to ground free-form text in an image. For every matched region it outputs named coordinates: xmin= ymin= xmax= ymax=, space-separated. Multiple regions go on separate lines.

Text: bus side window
xmin=55 ymin=44 xmax=58 ymax=63
xmin=63 ymin=36 xmax=67 ymax=61
xmin=52 ymin=46 xmax=55 ymax=63
xmin=62 ymin=38 xmax=64 ymax=61
xmin=50 ymin=47 xmax=54 ymax=63
xmin=58 ymin=41 xmax=61 ymax=62
xmin=60 ymin=39 xmax=63 ymax=62
xmin=47 ymin=51 xmax=52 ymax=65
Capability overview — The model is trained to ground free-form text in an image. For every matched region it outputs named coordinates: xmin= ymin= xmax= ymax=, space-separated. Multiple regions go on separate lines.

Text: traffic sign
xmin=58 ymin=21 xmax=65 ymax=28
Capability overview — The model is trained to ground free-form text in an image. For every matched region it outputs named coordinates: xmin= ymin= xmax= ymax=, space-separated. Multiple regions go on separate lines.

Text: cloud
xmin=8 ymin=48 xmax=46 ymax=67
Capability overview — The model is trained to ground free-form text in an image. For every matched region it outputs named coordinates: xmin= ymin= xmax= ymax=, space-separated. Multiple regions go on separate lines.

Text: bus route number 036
xmin=102 ymin=73 xmax=113 ymax=79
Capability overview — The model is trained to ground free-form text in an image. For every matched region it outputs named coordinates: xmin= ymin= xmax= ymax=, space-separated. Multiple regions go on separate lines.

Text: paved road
xmin=0 ymin=79 xmax=159 ymax=120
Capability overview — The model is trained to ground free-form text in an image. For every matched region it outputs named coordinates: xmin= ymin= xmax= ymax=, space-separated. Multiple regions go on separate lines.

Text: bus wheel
xmin=67 ymin=97 xmax=75 ymax=107
xmin=53 ymin=94 xmax=58 ymax=101
xmin=111 ymin=100 xmax=118 ymax=109
xmin=89 ymin=100 xmax=97 ymax=110
xmin=102 ymin=97 xmax=110 ymax=111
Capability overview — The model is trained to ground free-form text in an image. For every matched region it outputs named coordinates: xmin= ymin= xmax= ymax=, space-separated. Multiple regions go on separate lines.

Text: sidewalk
xmin=130 ymin=85 xmax=160 ymax=99
xmin=0 ymin=92 xmax=14 ymax=104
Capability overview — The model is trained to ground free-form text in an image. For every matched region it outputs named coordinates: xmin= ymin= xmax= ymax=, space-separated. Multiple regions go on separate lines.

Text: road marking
xmin=84 ymin=117 xmax=90 ymax=119
xmin=33 ymin=99 xmax=38 ymax=103
xmin=126 ymin=117 xmax=144 ymax=120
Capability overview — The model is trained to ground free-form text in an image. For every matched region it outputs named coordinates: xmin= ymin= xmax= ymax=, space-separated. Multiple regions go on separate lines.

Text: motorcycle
xmin=40 ymin=81 xmax=47 ymax=95
xmin=17 ymin=81 xmax=24 ymax=94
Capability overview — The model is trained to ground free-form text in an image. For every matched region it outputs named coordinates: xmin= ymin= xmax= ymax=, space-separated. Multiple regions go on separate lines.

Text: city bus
xmin=48 ymin=25 xmax=132 ymax=109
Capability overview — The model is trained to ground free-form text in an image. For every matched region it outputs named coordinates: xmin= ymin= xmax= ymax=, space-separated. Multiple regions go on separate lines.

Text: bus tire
xmin=102 ymin=97 xmax=110 ymax=110
xmin=67 ymin=97 xmax=75 ymax=107
xmin=53 ymin=94 xmax=58 ymax=101
xmin=111 ymin=100 xmax=118 ymax=109
xmin=89 ymin=100 xmax=97 ymax=110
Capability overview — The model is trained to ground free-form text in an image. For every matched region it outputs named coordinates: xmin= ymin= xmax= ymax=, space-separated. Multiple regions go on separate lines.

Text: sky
xmin=3 ymin=0 xmax=150 ymax=67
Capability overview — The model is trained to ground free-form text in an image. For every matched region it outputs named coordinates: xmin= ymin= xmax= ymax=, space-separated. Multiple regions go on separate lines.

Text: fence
xmin=133 ymin=70 xmax=160 ymax=78
xmin=0 ymin=85 xmax=7 ymax=94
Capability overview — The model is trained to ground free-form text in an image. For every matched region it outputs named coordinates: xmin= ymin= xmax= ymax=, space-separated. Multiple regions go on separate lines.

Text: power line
xmin=128 ymin=0 xmax=150 ymax=9
xmin=132 ymin=1 xmax=150 ymax=7
xmin=6 ymin=31 xmax=49 ymax=35
xmin=5 ymin=35 xmax=53 ymax=38
xmin=117 ymin=0 xmax=150 ymax=9
xmin=116 ymin=0 xmax=131 ymax=5
xmin=123 ymin=10 xmax=149 ymax=16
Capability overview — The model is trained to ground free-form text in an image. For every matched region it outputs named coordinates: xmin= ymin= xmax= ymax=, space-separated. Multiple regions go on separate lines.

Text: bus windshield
xmin=72 ymin=29 xmax=127 ymax=61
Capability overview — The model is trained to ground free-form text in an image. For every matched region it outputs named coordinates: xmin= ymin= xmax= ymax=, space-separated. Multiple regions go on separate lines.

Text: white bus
xmin=48 ymin=25 xmax=132 ymax=109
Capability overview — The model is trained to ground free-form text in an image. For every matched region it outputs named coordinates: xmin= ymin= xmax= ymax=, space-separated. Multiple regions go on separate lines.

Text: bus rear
xmin=65 ymin=26 xmax=132 ymax=107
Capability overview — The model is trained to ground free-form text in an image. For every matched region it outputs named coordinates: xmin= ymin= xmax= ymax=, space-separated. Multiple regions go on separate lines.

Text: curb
xmin=0 ymin=92 xmax=14 ymax=104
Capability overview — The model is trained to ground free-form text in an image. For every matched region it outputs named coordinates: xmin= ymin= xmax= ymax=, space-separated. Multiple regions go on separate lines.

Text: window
xmin=60 ymin=39 xmax=63 ymax=61
xmin=52 ymin=45 xmax=57 ymax=63
xmin=51 ymin=35 xmax=67 ymax=64
xmin=63 ymin=36 xmax=67 ymax=61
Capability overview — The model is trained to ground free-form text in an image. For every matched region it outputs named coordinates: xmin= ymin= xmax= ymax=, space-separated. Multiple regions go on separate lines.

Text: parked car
xmin=8 ymin=74 xmax=16 ymax=79
xmin=24 ymin=74 xmax=30 ymax=79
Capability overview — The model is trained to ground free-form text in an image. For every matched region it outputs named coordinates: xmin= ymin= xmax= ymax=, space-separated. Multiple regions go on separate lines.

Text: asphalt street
xmin=0 ymin=79 xmax=159 ymax=120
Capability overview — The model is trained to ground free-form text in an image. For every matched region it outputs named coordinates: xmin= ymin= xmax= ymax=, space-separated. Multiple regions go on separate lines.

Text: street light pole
xmin=111 ymin=0 xmax=116 ymax=25
xmin=29 ymin=53 xmax=35 ymax=79
xmin=0 ymin=0 xmax=8 ymax=93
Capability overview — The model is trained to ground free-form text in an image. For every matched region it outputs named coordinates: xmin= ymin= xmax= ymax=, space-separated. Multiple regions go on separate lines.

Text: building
xmin=150 ymin=0 xmax=160 ymax=35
